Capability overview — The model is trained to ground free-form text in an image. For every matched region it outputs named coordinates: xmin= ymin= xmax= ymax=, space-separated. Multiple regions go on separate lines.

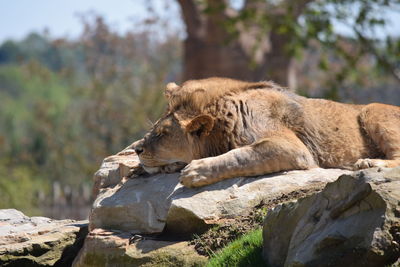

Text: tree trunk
xmin=176 ymin=0 xmax=311 ymax=88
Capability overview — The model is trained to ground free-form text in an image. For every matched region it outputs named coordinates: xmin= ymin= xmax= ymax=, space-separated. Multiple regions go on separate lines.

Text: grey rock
xmin=90 ymin=172 xmax=179 ymax=234
xmin=0 ymin=209 xmax=28 ymax=224
xmin=92 ymin=154 xmax=141 ymax=197
xmin=262 ymin=167 xmax=400 ymax=267
xmin=72 ymin=228 xmax=206 ymax=267
xmin=0 ymin=209 xmax=88 ymax=266
xmin=90 ymin=153 xmax=350 ymax=235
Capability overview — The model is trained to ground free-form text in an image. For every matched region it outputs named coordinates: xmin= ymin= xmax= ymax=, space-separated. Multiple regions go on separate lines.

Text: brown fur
xmin=134 ymin=77 xmax=400 ymax=187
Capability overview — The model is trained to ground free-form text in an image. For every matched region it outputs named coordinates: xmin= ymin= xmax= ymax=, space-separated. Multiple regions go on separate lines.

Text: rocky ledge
xmin=89 ymin=152 xmax=350 ymax=236
xmin=263 ymin=167 xmax=400 ymax=267
xmin=0 ymin=209 xmax=88 ymax=266
xmin=2 ymin=148 xmax=399 ymax=267
xmin=73 ymin=150 xmax=352 ymax=266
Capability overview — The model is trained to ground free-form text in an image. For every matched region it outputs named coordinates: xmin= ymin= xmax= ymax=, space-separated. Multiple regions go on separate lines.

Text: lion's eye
xmin=155 ymin=131 xmax=166 ymax=138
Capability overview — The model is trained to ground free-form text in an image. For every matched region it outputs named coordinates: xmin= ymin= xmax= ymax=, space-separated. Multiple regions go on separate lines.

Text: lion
xmin=133 ymin=77 xmax=400 ymax=187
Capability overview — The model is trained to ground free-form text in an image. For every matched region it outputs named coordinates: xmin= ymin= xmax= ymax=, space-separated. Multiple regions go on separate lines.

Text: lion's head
xmin=134 ymin=113 xmax=215 ymax=172
xmin=134 ymin=81 xmax=216 ymax=172
xmin=134 ymin=77 xmax=271 ymax=172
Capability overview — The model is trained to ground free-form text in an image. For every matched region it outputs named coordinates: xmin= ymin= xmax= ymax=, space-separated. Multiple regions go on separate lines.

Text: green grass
xmin=206 ymin=228 xmax=266 ymax=267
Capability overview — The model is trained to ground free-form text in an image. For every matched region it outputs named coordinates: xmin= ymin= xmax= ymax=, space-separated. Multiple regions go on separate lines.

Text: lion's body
xmin=135 ymin=77 xmax=400 ymax=187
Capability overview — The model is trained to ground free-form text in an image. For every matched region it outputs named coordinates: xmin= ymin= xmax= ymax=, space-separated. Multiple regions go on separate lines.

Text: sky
xmin=0 ymin=0 xmax=399 ymax=42
xmin=0 ymin=0 xmax=182 ymax=42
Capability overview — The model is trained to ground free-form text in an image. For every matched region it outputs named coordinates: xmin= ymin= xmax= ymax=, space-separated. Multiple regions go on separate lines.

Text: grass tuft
xmin=206 ymin=228 xmax=265 ymax=267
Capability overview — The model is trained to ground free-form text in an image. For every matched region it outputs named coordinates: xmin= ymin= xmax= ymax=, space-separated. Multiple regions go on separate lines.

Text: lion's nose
xmin=133 ymin=140 xmax=144 ymax=155
xmin=134 ymin=146 xmax=144 ymax=155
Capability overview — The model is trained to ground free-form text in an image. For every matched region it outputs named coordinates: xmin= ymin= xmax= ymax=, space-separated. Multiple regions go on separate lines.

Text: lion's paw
xmin=179 ymin=159 xmax=214 ymax=188
xmin=354 ymin=158 xmax=386 ymax=169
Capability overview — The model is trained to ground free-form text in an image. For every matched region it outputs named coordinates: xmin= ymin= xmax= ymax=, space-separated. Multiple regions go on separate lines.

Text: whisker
xmin=146 ymin=118 xmax=155 ymax=128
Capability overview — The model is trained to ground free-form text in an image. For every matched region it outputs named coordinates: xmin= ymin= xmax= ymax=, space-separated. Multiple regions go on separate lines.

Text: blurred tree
xmin=77 ymin=16 xmax=181 ymax=156
xmin=0 ymin=160 xmax=47 ymax=216
xmin=176 ymin=0 xmax=400 ymax=88
xmin=0 ymin=33 xmax=80 ymax=72
xmin=0 ymin=40 xmax=21 ymax=63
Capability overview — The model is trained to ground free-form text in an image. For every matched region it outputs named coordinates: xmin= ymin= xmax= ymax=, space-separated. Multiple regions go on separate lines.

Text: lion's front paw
xmin=179 ymin=159 xmax=214 ymax=188
xmin=354 ymin=158 xmax=386 ymax=169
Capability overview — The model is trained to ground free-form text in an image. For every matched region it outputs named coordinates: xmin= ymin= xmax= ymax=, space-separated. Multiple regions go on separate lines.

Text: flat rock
xmin=72 ymin=229 xmax=206 ymax=267
xmin=0 ymin=209 xmax=88 ymax=266
xmin=90 ymin=153 xmax=351 ymax=235
xmin=262 ymin=167 xmax=400 ymax=267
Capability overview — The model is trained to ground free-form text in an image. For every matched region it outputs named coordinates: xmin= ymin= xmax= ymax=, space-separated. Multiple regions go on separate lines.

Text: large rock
xmin=90 ymin=153 xmax=350 ymax=235
xmin=262 ymin=167 xmax=400 ymax=267
xmin=0 ymin=209 xmax=88 ymax=266
xmin=72 ymin=229 xmax=206 ymax=267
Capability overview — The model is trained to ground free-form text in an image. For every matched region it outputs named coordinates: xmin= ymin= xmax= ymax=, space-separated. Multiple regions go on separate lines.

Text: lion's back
xmin=294 ymin=98 xmax=384 ymax=167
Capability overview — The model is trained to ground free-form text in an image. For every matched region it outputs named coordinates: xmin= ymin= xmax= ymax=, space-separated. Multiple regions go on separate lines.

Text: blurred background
xmin=0 ymin=0 xmax=399 ymax=220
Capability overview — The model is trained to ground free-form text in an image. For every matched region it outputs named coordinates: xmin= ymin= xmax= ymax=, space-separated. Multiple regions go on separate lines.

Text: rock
xmin=92 ymin=153 xmax=141 ymax=197
xmin=262 ymin=167 xmax=400 ymax=267
xmin=0 ymin=209 xmax=88 ymax=266
xmin=90 ymin=153 xmax=350 ymax=235
xmin=72 ymin=229 xmax=207 ymax=267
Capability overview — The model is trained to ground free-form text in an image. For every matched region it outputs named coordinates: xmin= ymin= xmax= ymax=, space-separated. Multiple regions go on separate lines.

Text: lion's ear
xmin=185 ymin=115 xmax=214 ymax=137
xmin=165 ymin=82 xmax=180 ymax=99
